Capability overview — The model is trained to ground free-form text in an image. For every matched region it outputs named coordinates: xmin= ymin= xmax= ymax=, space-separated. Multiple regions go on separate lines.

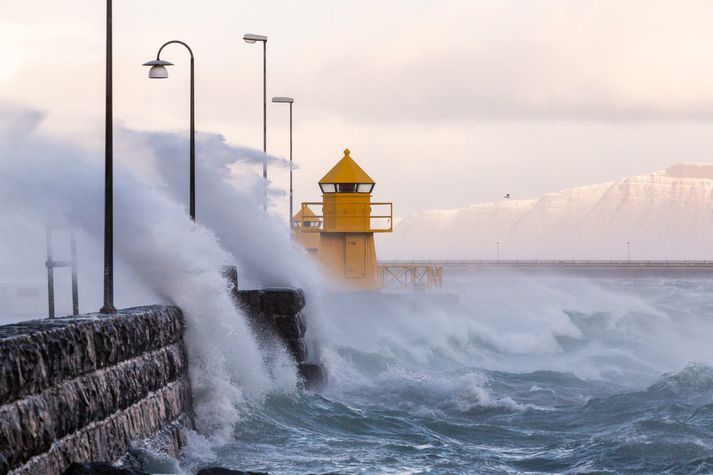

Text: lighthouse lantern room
xmin=295 ymin=149 xmax=392 ymax=290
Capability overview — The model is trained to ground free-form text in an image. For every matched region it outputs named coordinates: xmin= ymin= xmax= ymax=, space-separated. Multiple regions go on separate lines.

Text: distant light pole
xmin=627 ymin=241 xmax=631 ymax=262
xmin=243 ymin=33 xmax=268 ymax=210
xmin=272 ymin=96 xmax=294 ymax=226
xmin=100 ymin=0 xmax=116 ymax=314
xmin=496 ymin=241 xmax=500 ymax=262
xmin=143 ymin=40 xmax=196 ymax=221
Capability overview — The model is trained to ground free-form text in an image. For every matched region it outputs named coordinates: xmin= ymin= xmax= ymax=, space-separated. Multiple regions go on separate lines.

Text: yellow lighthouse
xmin=291 ymin=206 xmax=320 ymax=256
xmin=297 ymin=149 xmax=393 ymax=291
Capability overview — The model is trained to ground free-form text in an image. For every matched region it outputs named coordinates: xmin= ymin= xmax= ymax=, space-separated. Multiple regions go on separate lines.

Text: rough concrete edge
xmin=0 ymin=306 xmax=181 ymax=340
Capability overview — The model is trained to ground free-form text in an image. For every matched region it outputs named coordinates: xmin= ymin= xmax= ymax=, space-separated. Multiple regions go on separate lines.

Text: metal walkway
xmin=378 ymin=260 xmax=713 ymax=277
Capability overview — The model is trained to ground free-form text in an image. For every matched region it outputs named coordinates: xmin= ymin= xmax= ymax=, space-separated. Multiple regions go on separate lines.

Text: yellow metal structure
xmin=297 ymin=149 xmax=392 ymax=291
xmin=377 ymin=264 xmax=444 ymax=291
xmin=291 ymin=206 xmax=321 ymax=256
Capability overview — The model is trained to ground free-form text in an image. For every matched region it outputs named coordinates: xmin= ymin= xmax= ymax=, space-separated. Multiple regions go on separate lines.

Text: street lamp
xmin=243 ymin=33 xmax=268 ymax=210
xmin=272 ymin=96 xmax=294 ymax=227
xmin=100 ymin=0 xmax=116 ymax=314
xmin=627 ymin=241 xmax=631 ymax=262
xmin=496 ymin=241 xmax=500 ymax=262
xmin=143 ymin=40 xmax=196 ymax=221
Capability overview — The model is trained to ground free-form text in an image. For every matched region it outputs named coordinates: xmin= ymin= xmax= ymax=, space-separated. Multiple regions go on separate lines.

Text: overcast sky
xmin=3 ymin=0 xmax=713 ymax=218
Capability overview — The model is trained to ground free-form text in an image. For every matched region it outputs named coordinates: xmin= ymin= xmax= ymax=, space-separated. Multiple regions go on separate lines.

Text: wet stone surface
xmin=0 ymin=306 xmax=184 ymax=406
xmin=232 ymin=289 xmax=325 ymax=388
xmin=234 ymin=289 xmax=308 ymax=361
xmin=0 ymin=306 xmax=193 ymax=475
xmin=63 ymin=462 xmax=150 ymax=474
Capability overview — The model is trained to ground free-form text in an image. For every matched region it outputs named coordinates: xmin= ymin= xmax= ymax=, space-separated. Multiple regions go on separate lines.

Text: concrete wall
xmin=0 ymin=306 xmax=193 ymax=475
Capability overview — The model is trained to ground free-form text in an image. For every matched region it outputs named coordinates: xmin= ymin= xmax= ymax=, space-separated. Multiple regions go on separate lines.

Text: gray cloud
xmin=0 ymin=103 xmax=45 ymax=136
xmin=284 ymin=1 xmax=713 ymax=124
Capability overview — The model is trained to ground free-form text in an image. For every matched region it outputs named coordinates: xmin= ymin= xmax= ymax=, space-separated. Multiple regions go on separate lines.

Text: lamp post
xmin=496 ymin=241 xmax=500 ymax=262
xmin=100 ymin=0 xmax=116 ymax=314
xmin=143 ymin=41 xmax=196 ymax=221
xmin=243 ymin=33 xmax=268 ymax=210
xmin=272 ymin=96 xmax=294 ymax=227
xmin=627 ymin=241 xmax=631 ymax=262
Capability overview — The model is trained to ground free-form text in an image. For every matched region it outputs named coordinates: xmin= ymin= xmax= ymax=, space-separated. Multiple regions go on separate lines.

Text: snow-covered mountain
xmin=379 ymin=163 xmax=713 ymax=260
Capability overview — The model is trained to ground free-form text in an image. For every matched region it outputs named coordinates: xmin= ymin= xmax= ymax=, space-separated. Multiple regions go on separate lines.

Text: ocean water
xmin=179 ymin=275 xmax=713 ymax=474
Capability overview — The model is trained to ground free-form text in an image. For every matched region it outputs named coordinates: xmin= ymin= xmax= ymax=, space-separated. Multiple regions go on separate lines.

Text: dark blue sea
xmin=172 ymin=275 xmax=713 ymax=474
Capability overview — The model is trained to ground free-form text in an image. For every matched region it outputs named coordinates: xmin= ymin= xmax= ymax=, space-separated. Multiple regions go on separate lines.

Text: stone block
xmin=62 ymin=462 xmax=149 ymax=474
xmin=270 ymin=315 xmax=303 ymax=340
xmin=298 ymin=363 xmax=327 ymax=390
xmin=260 ymin=288 xmax=305 ymax=315
xmin=233 ymin=291 xmax=262 ymax=317
xmin=283 ymin=339 xmax=308 ymax=362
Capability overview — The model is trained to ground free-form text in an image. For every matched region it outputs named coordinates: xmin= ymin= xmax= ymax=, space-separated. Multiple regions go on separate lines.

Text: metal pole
xmin=627 ymin=242 xmax=631 ymax=262
xmin=262 ymin=41 xmax=267 ymax=211
xmin=101 ymin=0 xmax=116 ymax=314
xmin=289 ymin=101 xmax=293 ymax=226
xmin=45 ymin=227 xmax=55 ymax=319
xmin=496 ymin=241 xmax=500 ymax=262
xmin=151 ymin=40 xmax=196 ymax=222
xmin=190 ymin=55 xmax=195 ymax=221
xmin=70 ymin=231 xmax=79 ymax=315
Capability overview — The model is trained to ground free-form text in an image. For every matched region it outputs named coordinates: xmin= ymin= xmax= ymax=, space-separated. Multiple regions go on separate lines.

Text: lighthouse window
xmin=321 ymin=183 xmax=374 ymax=193
xmin=337 ymin=183 xmax=357 ymax=192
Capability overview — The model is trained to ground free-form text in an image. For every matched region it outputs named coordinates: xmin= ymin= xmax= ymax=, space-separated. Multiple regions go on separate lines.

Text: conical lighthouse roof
xmin=293 ymin=206 xmax=320 ymax=223
xmin=319 ymin=149 xmax=375 ymax=184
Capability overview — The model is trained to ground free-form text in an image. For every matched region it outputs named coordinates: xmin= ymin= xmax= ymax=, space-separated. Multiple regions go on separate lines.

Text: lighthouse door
xmin=345 ymin=234 xmax=366 ymax=278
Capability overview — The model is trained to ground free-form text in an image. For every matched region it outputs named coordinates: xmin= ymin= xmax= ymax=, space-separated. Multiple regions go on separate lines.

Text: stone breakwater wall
xmin=0 ymin=306 xmax=193 ymax=475
xmin=232 ymin=288 xmax=325 ymax=387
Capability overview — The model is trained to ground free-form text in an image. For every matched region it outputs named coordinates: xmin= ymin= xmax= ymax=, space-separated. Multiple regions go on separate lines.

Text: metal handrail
xmin=296 ymin=202 xmax=393 ymax=232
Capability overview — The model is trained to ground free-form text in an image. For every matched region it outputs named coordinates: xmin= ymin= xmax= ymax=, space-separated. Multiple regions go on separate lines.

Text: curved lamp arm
xmin=156 ymin=40 xmax=194 ymax=60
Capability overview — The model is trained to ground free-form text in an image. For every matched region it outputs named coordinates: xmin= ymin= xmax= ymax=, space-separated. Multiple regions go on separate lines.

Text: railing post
xmin=45 ymin=226 xmax=55 ymax=319
xmin=70 ymin=231 xmax=79 ymax=315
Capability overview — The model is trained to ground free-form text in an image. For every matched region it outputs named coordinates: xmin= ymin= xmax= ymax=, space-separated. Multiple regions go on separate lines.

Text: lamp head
xmin=272 ymin=96 xmax=294 ymax=104
xmin=142 ymin=59 xmax=173 ymax=79
xmin=243 ymin=33 xmax=268 ymax=44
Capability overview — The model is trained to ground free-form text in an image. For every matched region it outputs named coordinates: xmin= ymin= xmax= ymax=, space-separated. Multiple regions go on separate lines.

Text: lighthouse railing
xmin=297 ymin=202 xmax=393 ymax=233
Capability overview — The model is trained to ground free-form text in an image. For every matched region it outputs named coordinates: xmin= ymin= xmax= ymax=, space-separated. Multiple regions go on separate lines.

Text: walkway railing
xmin=379 ymin=260 xmax=713 ymax=268
xmin=378 ymin=264 xmax=444 ymax=290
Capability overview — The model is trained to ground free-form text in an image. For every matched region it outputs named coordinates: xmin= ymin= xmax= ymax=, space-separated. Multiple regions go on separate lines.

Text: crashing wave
xmin=645 ymin=362 xmax=713 ymax=397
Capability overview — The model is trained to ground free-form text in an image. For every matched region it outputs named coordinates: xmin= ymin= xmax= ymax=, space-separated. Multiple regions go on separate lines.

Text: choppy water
xmin=182 ymin=276 xmax=713 ymax=474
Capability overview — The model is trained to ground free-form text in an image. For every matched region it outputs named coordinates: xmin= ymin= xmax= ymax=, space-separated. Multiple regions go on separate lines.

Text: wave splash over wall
xmin=0 ymin=104 xmax=322 ymax=459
